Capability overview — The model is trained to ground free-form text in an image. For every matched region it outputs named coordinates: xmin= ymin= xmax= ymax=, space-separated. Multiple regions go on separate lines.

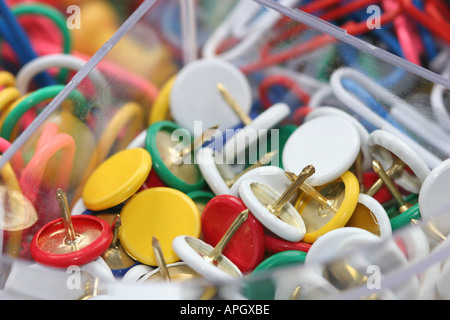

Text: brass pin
xmin=288 ymin=286 xmax=302 ymax=300
xmin=266 ymin=165 xmax=315 ymax=216
xmin=101 ymin=215 xmax=137 ymax=271
xmin=411 ymin=218 xmax=447 ymax=243
xmin=225 ymin=150 xmax=278 ymax=187
xmin=325 ymin=259 xmax=379 ymax=300
xmin=285 ymin=171 xmax=338 ymax=217
xmin=77 ymin=277 xmax=100 ymax=300
xmin=371 ymin=159 xmax=413 ymax=213
xmin=216 ymin=83 xmax=252 ymax=126
xmin=109 ymin=215 xmax=121 ymax=250
xmin=203 ymin=209 xmax=249 ymax=265
xmin=354 ymin=152 xmax=365 ymax=193
xmin=152 ymin=236 xmax=171 ymax=282
xmin=56 ymin=188 xmax=78 ymax=251
xmin=365 ymin=157 xmax=405 ymax=197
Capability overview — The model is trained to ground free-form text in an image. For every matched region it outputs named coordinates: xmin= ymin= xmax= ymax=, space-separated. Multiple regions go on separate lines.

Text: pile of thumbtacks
xmin=1 ymin=0 xmax=450 ymax=300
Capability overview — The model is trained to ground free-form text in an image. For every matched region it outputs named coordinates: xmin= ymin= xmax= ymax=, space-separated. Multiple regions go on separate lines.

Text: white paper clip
xmin=330 ymin=67 xmax=443 ymax=169
xmin=202 ymin=0 xmax=300 ymax=61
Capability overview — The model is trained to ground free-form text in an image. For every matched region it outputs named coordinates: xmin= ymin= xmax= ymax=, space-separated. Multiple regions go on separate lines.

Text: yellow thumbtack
xmin=293 ymin=170 xmax=360 ymax=243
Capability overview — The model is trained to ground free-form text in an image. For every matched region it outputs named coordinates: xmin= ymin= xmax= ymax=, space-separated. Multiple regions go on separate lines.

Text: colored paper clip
xmin=11 ymin=2 xmax=73 ymax=82
xmin=202 ymin=0 xmax=299 ymax=61
xmin=15 ymin=54 xmax=107 ymax=96
xmin=382 ymin=0 xmax=423 ymax=65
xmin=75 ymin=52 xmax=160 ymax=116
xmin=239 ymin=0 xmax=402 ymax=74
xmin=430 ymin=61 xmax=450 ymax=134
xmin=0 ymin=136 xmax=23 ymax=175
xmin=258 ymin=73 xmax=312 ymax=122
xmin=336 ymin=36 xmax=408 ymax=89
xmin=400 ymin=0 xmax=450 ymax=44
xmin=0 ymin=1 xmax=54 ymax=87
xmin=19 ymin=122 xmax=75 ymax=213
xmin=0 ymin=84 xmax=88 ymax=141
xmin=411 ymin=0 xmax=438 ymax=61
xmin=425 ymin=0 xmax=450 ymax=25
xmin=340 ymin=77 xmax=407 ymax=133
xmin=330 ymin=67 xmax=444 ymax=169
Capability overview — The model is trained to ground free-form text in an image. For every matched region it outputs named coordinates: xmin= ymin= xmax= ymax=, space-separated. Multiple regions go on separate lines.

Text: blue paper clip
xmin=0 ymin=1 xmax=55 ymax=88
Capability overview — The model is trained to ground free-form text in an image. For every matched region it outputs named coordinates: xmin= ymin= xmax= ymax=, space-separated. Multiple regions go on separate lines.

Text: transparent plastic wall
xmin=0 ymin=0 xmax=450 ymax=300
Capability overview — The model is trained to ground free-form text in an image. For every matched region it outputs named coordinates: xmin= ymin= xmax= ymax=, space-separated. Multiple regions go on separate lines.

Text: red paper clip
xmin=240 ymin=1 xmax=401 ymax=74
xmin=401 ymin=0 xmax=450 ymax=44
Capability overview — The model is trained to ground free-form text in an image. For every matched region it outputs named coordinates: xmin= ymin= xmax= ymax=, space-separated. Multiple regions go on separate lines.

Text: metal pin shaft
xmin=152 ymin=236 xmax=171 ymax=282
xmin=372 ymin=160 xmax=412 ymax=213
xmin=204 ymin=209 xmax=249 ymax=264
xmin=216 ymin=83 xmax=252 ymax=126
xmin=268 ymin=165 xmax=315 ymax=215
xmin=56 ymin=188 xmax=78 ymax=250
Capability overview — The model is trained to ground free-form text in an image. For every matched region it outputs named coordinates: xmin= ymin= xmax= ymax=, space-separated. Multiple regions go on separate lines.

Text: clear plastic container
xmin=1 ymin=0 xmax=450 ymax=300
